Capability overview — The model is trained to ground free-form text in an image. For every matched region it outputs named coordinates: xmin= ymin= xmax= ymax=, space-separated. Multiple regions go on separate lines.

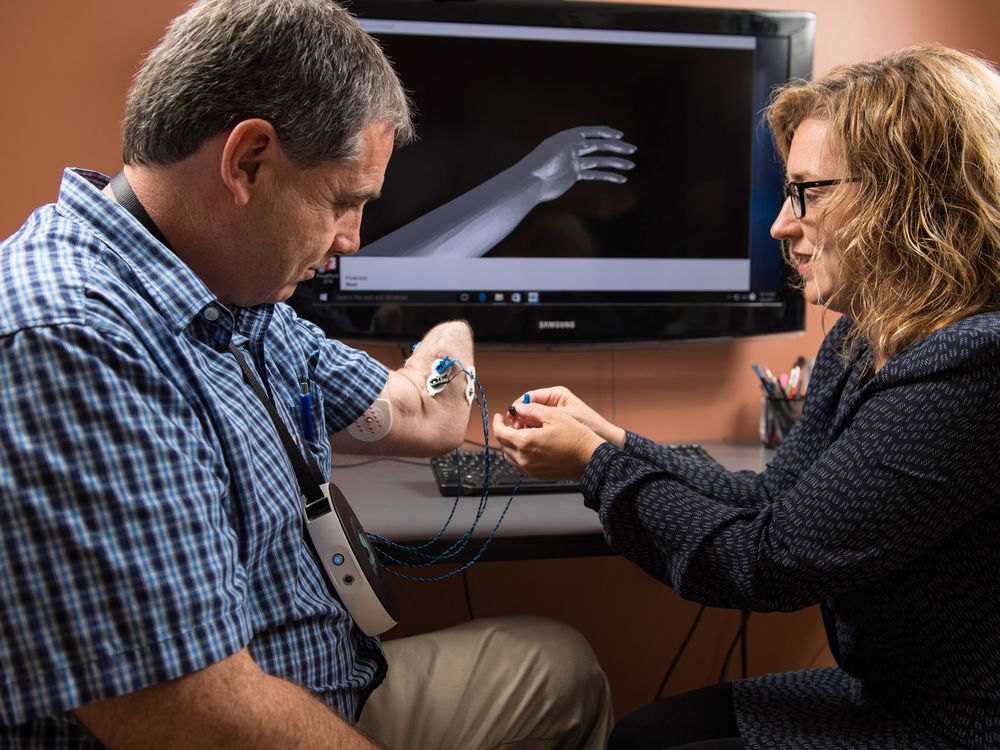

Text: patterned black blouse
xmin=582 ymin=314 xmax=1000 ymax=749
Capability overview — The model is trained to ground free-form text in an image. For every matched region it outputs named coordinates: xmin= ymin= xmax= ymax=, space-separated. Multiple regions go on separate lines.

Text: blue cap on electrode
xmin=522 ymin=393 xmax=531 ymax=404
xmin=435 ymin=356 xmax=455 ymax=374
xmin=332 ymin=553 xmax=345 ymax=566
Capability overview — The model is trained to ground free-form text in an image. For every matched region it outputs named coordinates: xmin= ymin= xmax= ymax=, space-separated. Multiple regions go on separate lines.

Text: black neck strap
xmin=109 ymin=171 xmax=172 ymax=250
xmin=108 ymin=170 xmax=326 ymax=508
xmin=229 ymin=343 xmax=327 ymax=506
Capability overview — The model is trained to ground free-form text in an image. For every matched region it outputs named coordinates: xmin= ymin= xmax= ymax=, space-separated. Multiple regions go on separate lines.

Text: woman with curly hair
xmin=494 ymin=45 xmax=1000 ymax=749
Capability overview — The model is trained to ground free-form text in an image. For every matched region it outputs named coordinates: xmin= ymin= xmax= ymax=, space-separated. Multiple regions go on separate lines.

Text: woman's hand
xmin=518 ymin=386 xmax=626 ymax=449
xmin=491 ymin=401 xmax=607 ymax=480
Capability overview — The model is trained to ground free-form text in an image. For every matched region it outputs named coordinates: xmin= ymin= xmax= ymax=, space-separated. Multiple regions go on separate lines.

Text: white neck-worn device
xmin=304 ymin=482 xmax=399 ymax=637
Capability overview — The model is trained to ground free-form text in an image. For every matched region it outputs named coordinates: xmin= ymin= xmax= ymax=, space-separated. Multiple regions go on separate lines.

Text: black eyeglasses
xmin=782 ymin=178 xmax=859 ymax=219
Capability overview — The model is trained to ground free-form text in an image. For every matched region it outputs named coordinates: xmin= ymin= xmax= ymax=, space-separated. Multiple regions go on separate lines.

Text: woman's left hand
xmin=491 ymin=402 xmax=606 ymax=480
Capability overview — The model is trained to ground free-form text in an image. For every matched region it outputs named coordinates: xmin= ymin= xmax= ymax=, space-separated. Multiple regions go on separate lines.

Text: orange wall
xmin=3 ymin=0 xmax=998 ymax=721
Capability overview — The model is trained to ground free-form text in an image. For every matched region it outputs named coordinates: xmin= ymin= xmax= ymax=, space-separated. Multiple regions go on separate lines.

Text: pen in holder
xmin=759 ymin=395 xmax=804 ymax=448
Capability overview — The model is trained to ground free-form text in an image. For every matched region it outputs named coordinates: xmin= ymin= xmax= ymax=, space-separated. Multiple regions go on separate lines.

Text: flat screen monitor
xmin=289 ymin=0 xmax=815 ymax=345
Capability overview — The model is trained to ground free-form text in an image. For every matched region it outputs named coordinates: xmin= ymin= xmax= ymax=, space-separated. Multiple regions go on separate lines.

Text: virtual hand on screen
xmin=491 ymin=402 xmax=605 ymax=480
xmin=359 ymin=125 xmax=636 ymax=259
xmin=520 ymin=386 xmax=626 ymax=449
xmin=522 ymin=126 xmax=637 ymax=203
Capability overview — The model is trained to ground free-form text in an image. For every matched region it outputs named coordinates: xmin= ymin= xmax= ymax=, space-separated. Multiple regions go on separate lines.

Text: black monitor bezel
xmin=296 ymin=0 xmax=814 ymax=347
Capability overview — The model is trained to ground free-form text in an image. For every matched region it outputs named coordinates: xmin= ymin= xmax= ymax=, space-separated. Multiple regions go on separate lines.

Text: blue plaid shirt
xmin=0 ymin=169 xmax=389 ymax=746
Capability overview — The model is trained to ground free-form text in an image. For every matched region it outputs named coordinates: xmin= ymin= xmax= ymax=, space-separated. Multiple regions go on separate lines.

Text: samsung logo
xmin=538 ymin=320 xmax=576 ymax=330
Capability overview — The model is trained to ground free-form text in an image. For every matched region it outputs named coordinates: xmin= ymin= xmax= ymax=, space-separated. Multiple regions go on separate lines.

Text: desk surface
xmin=336 ymin=440 xmax=773 ymax=561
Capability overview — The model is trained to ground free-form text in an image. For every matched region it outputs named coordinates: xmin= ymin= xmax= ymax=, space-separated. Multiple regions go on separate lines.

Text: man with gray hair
xmin=0 ymin=0 xmax=613 ymax=747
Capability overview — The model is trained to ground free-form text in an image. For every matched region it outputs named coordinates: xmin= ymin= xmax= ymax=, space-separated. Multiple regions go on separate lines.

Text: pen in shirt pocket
xmin=298 ymin=378 xmax=315 ymax=441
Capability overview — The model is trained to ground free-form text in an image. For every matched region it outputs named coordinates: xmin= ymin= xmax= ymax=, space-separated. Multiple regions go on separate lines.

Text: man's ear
xmin=220 ymin=119 xmax=280 ymax=207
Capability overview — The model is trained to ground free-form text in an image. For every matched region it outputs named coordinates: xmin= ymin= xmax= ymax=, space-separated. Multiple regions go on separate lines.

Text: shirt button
xmin=203 ymin=306 xmax=220 ymax=321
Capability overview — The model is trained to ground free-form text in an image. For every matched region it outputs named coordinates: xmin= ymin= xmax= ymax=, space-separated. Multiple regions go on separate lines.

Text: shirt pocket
xmin=289 ymin=378 xmax=331 ymax=472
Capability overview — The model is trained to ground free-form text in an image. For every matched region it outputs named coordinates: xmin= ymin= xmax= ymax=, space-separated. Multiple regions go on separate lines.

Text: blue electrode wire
xmin=373 ymin=451 xmax=468 ymax=557
xmin=370 ymin=369 xmax=517 ymax=577
xmin=370 ymin=363 xmax=489 ymax=559
xmin=368 ymin=361 xmax=522 ymax=581
xmin=381 ymin=492 xmax=519 ymax=582
xmin=370 ymin=364 xmax=506 ymax=566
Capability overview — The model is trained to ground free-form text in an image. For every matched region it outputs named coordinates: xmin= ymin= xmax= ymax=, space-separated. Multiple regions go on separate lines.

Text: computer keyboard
xmin=430 ymin=443 xmax=720 ymax=496
xmin=430 ymin=448 xmax=578 ymax=496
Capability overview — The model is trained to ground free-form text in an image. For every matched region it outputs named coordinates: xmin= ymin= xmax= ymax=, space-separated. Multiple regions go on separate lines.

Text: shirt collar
xmin=57 ymin=168 xmax=273 ymax=343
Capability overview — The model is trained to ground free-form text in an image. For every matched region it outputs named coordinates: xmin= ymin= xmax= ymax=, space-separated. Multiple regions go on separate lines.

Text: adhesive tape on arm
xmin=464 ymin=365 xmax=476 ymax=406
xmin=348 ymin=398 xmax=393 ymax=442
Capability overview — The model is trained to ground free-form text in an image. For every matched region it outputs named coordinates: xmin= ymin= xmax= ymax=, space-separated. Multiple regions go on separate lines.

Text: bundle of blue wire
xmin=368 ymin=359 xmax=521 ymax=582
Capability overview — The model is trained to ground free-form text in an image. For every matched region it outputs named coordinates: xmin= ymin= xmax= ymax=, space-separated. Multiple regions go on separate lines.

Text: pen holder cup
xmin=759 ymin=396 xmax=805 ymax=449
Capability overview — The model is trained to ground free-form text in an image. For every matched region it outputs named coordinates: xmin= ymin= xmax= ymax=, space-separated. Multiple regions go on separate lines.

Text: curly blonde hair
xmin=767 ymin=45 xmax=1000 ymax=363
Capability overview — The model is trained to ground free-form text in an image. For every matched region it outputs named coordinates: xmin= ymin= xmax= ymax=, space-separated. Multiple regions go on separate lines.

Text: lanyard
xmin=228 ymin=342 xmax=328 ymax=512
xmin=109 ymin=171 xmax=171 ymax=249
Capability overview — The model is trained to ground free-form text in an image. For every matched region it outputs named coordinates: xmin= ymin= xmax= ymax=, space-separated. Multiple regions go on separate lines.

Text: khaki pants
xmin=356 ymin=616 xmax=614 ymax=750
